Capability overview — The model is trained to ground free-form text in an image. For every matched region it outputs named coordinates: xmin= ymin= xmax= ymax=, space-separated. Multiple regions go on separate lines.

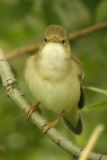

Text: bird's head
xmin=41 ymin=25 xmax=71 ymax=56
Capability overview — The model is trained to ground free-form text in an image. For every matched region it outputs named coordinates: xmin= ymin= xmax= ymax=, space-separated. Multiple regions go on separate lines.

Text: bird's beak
xmin=50 ymin=36 xmax=60 ymax=43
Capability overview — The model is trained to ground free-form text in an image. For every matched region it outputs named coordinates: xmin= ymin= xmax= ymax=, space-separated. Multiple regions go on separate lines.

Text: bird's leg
xmin=27 ymin=101 xmax=41 ymax=118
xmin=43 ymin=110 xmax=65 ymax=133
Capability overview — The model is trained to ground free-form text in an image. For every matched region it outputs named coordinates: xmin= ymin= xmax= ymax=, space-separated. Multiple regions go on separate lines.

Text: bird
xmin=24 ymin=25 xmax=85 ymax=135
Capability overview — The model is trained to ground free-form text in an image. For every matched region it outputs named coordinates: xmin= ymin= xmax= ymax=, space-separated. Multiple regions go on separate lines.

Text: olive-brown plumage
xmin=25 ymin=25 xmax=85 ymax=134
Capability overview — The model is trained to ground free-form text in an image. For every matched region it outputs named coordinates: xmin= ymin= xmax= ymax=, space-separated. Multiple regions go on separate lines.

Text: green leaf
xmin=95 ymin=0 xmax=107 ymax=22
xmin=84 ymin=100 xmax=107 ymax=112
xmin=84 ymin=86 xmax=107 ymax=96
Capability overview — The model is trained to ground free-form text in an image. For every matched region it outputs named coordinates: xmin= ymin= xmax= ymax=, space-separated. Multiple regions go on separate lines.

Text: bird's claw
xmin=27 ymin=101 xmax=40 ymax=118
xmin=43 ymin=119 xmax=59 ymax=134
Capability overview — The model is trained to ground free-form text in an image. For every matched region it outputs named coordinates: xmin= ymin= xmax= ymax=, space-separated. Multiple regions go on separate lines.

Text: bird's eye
xmin=44 ymin=37 xmax=48 ymax=42
xmin=61 ymin=39 xmax=65 ymax=44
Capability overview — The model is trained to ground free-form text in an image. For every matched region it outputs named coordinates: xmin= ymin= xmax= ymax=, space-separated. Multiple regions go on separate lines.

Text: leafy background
xmin=0 ymin=0 xmax=107 ymax=159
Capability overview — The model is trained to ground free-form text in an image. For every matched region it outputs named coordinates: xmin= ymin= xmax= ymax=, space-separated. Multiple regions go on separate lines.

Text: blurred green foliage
xmin=0 ymin=0 xmax=107 ymax=159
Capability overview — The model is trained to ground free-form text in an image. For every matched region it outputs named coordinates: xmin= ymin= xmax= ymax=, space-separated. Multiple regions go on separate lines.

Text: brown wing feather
xmin=71 ymin=56 xmax=85 ymax=109
xmin=63 ymin=114 xmax=83 ymax=135
xmin=63 ymin=56 xmax=85 ymax=134
xmin=78 ymin=87 xmax=85 ymax=109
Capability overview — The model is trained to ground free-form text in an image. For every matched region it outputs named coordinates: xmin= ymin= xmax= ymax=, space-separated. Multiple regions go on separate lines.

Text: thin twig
xmin=68 ymin=22 xmax=107 ymax=41
xmin=0 ymin=49 xmax=107 ymax=160
xmin=6 ymin=22 xmax=107 ymax=61
xmin=7 ymin=43 xmax=40 ymax=61
xmin=79 ymin=125 xmax=104 ymax=160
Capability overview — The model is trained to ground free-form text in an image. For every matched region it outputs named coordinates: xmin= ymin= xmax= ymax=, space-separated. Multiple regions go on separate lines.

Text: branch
xmin=7 ymin=43 xmax=40 ymax=61
xmin=0 ymin=49 xmax=107 ymax=160
xmin=6 ymin=22 xmax=107 ymax=61
xmin=68 ymin=22 xmax=107 ymax=41
xmin=79 ymin=125 xmax=104 ymax=160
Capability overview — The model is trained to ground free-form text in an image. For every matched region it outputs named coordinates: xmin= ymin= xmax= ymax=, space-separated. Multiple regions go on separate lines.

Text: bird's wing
xmin=78 ymin=87 xmax=85 ymax=109
xmin=63 ymin=56 xmax=85 ymax=135
xmin=71 ymin=56 xmax=85 ymax=109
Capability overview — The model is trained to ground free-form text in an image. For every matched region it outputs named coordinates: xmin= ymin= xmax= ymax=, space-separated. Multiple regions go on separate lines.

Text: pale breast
xmin=25 ymin=57 xmax=80 ymax=114
xmin=25 ymin=42 xmax=81 ymax=114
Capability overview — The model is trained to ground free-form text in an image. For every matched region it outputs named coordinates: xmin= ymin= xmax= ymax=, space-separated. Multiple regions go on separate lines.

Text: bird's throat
xmin=37 ymin=42 xmax=71 ymax=80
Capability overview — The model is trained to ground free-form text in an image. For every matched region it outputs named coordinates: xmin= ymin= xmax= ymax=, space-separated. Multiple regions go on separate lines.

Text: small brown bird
xmin=25 ymin=25 xmax=85 ymax=135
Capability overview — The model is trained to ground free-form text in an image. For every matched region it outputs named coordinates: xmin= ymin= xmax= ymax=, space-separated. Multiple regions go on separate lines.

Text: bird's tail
xmin=63 ymin=113 xmax=83 ymax=135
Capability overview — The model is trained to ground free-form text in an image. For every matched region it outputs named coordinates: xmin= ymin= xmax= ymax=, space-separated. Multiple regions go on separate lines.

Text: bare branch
xmin=6 ymin=22 xmax=107 ymax=61
xmin=68 ymin=22 xmax=107 ymax=41
xmin=79 ymin=125 xmax=104 ymax=160
xmin=0 ymin=49 xmax=107 ymax=160
xmin=7 ymin=43 xmax=40 ymax=61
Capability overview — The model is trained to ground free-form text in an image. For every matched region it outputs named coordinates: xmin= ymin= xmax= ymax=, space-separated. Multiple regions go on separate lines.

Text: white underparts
xmin=25 ymin=42 xmax=80 ymax=114
xmin=38 ymin=42 xmax=71 ymax=80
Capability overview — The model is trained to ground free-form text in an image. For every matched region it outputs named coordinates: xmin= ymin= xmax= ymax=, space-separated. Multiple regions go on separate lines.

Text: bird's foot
xmin=43 ymin=119 xmax=59 ymax=134
xmin=43 ymin=110 xmax=65 ymax=133
xmin=27 ymin=101 xmax=41 ymax=118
